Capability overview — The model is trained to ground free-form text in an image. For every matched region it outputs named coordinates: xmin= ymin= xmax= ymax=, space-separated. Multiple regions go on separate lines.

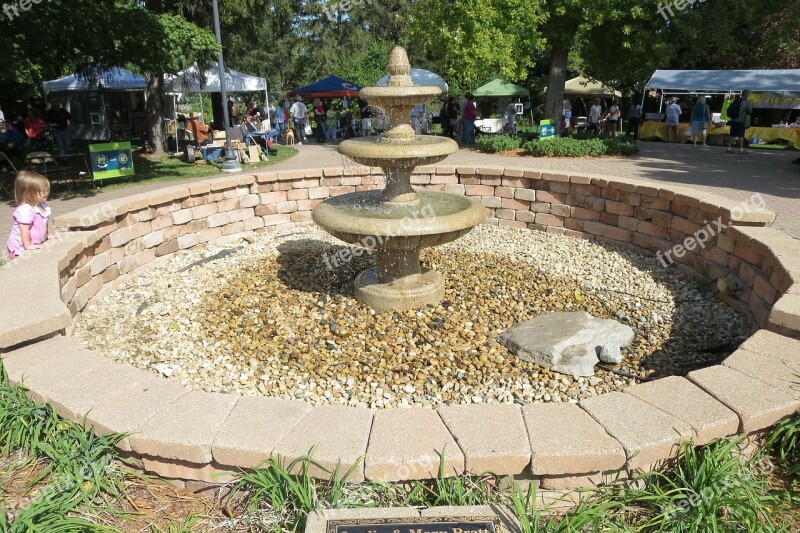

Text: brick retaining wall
xmin=1 ymin=166 xmax=798 ymax=492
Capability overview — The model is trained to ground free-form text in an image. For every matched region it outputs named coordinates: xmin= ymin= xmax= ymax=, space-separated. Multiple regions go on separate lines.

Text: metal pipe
xmin=213 ymin=0 xmax=241 ymax=172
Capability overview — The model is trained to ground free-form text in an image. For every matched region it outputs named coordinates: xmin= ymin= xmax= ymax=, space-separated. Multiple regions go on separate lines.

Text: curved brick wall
xmin=1 ymin=166 xmax=798 ymax=492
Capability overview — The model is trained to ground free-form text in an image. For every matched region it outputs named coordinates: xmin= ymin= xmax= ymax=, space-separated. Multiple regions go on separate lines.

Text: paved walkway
xmin=3 ymin=142 xmax=799 ymax=240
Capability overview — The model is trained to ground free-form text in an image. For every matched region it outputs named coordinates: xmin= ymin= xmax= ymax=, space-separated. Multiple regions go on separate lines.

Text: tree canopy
xmin=1 ymin=0 xmax=798 ymax=135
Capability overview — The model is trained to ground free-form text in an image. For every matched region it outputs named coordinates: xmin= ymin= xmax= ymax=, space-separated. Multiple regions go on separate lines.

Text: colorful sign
xmin=749 ymin=92 xmax=800 ymax=110
xmin=538 ymin=119 xmax=556 ymax=139
xmin=89 ymin=142 xmax=134 ymax=180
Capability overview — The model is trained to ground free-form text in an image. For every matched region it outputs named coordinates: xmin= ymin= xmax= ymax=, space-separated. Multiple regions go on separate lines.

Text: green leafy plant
xmin=523 ymin=137 xmax=608 ymax=157
xmin=523 ymin=136 xmax=638 ymax=157
xmin=476 ymin=134 xmax=521 ymax=153
xmin=764 ymin=412 xmax=800 ymax=482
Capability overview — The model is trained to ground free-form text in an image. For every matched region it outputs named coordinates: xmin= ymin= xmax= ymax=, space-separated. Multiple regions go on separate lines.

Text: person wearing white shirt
xmin=410 ymin=104 xmax=426 ymax=135
xmin=289 ymin=96 xmax=308 ymax=144
xmin=665 ymin=98 xmax=682 ymax=143
xmin=588 ymin=99 xmax=602 ymax=134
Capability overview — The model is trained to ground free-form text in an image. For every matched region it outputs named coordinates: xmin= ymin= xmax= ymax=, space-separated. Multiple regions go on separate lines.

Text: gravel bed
xmin=73 ymin=225 xmax=748 ymax=408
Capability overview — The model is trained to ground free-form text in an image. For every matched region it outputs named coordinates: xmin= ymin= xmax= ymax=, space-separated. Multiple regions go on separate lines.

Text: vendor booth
xmin=640 ymin=69 xmax=800 ymax=147
xmin=377 ymin=69 xmax=447 ymax=92
xmin=42 ymin=68 xmax=148 ymax=141
xmin=289 ymin=76 xmax=362 ymax=98
xmin=471 ymin=79 xmax=530 ymax=133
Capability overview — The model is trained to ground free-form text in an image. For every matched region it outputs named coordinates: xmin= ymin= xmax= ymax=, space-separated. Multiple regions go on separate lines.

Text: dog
xmin=285 ymin=128 xmax=295 ymax=145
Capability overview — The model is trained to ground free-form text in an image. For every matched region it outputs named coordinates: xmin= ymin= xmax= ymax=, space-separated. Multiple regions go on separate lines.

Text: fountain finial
xmin=387 ymin=46 xmax=413 ymax=87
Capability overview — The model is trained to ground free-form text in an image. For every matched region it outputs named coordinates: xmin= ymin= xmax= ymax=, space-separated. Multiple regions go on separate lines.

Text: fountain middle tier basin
xmin=312 ymin=189 xmax=486 ymax=244
xmin=313 ymin=189 xmax=486 ymax=312
xmin=338 ymin=136 xmax=458 ymax=167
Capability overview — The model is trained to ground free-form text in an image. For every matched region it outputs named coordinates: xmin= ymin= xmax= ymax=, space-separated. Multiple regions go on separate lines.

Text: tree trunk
xmin=146 ymin=72 xmax=166 ymax=155
xmin=544 ymin=47 xmax=570 ymax=123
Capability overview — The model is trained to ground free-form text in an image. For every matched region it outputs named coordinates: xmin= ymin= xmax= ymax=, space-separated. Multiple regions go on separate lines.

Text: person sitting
xmin=24 ymin=109 xmax=48 ymax=150
xmin=243 ymin=115 xmax=267 ymax=149
xmin=0 ymin=121 xmax=25 ymax=157
xmin=186 ymin=112 xmax=214 ymax=146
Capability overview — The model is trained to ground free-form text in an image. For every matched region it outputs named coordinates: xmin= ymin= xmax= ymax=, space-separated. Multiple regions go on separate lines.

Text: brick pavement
xmin=2 ymin=142 xmax=798 ymax=240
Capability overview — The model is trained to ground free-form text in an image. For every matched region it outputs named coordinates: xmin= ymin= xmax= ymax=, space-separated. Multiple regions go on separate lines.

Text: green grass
xmin=0 ymin=144 xmax=298 ymax=202
xmin=1 ymin=357 xmax=798 ymax=531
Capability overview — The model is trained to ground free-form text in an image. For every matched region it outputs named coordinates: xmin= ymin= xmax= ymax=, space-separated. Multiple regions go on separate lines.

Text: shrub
xmin=476 ymin=134 xmax=521 ymax=153
xmin=522 ymin=136 xmax=638 ymax=157
xmin=523 ymin=137 xmax=607 ymax=157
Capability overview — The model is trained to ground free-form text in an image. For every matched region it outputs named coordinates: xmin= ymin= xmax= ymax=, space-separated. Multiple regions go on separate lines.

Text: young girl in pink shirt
xmin=6 ymin=171 xmax=51 ymax=259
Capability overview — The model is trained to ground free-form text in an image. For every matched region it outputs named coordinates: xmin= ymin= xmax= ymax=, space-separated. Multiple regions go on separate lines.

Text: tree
xmin=405 ymin=0 xmax=545 ymax=91
xmin=119 ymin=1 xmax=219 ymax=155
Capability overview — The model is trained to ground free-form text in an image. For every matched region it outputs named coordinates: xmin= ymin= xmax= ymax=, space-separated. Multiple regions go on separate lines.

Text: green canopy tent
xmin=473 ymin=79 xmax=530 ymax=98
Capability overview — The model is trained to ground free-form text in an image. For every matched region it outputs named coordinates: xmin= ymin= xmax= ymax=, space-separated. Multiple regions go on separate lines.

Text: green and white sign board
xmin=89 ymin=142 xmax=134 ymax=180
xmin=538 ymin=119 xmax=556 ymax=140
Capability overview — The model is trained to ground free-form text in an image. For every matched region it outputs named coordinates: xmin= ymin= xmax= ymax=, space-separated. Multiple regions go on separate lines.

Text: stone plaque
xmin=327 ymin=516 xmax=502 ymax=533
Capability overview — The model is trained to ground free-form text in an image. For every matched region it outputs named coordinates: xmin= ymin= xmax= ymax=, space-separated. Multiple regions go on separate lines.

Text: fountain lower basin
xmin=313 ymin=190 xmax=486 ymax=312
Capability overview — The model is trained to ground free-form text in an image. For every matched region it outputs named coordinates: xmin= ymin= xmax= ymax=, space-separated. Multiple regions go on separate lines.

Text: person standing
xmin=626 ymin=100 xmax=642 ymax=140
xmin=588 ymin=99 xmax=602 ymax=135
xmin=448 ymin=97 xmax=461 ymax=139
xmin=312 ymin=98 xmax=326 ymax=143
xmin=47 ymin=101 xmax=71 ymax=156
xmin=439 ymin=100 xmax=450 ymax=138
xmin=690 ymin=96 xmax=712 ymax=149
xmin=325 ymin=105 xmax=337 ymax=141
xmin=726 ymin=90 xmax=753 ymax=154
xmin=665 ymin=98 xmax=682 ymax=143
xmin=411 ymin=104 xmax=425 ymax=135
xmin=461 ymin=93 xmax=478 ymax=145
xmin=603 ymin=98 xmax=620 ymax=136
xmin=289 ymin=96 xmax=308 ymax=144
xmin=506 ymin=102 xmax=518 ymax=135
xmin=358 ymin=97 xmax=371 ymax=135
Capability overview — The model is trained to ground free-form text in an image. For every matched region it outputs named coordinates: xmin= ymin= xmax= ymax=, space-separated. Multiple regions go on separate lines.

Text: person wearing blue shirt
xmin=690 ymin=96 xmax=712 ymax=149
xmin=0 ymin=121 xmax=25 ymax=157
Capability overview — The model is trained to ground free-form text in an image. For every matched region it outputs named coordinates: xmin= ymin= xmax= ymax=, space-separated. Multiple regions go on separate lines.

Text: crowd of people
xmin=0 ymin=101 xmax=72 ymax=159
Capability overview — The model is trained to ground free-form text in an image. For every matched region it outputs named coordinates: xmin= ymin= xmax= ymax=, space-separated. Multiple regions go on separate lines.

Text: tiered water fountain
xmin=312 ymin=47 xmax=486 ymax=312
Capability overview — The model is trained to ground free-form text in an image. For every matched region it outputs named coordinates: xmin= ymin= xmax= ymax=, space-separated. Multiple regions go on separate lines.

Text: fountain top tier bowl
xmin=311 ymin=46 xmax=485 ymax=312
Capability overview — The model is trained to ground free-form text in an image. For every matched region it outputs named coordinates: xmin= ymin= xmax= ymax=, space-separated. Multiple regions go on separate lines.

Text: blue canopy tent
xmin=43 ymin=68 xmax=149 ymax=141
xmin=289 ymin=76 xmax=362 ymax=98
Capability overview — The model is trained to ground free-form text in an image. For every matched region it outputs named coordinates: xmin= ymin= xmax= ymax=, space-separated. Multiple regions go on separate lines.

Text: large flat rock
xmin=499 ymin=311 xmax=634 ymax=377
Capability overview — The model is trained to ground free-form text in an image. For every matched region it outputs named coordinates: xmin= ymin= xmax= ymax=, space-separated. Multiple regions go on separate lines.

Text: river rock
xmin=498 ymin=311 xmax=634 ymax=377
xmin=599 ymin=342 xmax=622 ymax=364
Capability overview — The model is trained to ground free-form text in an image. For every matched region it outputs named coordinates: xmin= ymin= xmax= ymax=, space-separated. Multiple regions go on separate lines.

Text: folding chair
xmin=0 ymin=152 xmax=18 ymax=197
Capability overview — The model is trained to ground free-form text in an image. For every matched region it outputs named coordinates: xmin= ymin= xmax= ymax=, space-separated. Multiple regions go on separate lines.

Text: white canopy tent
xmin=643 ymin=69 xmax=800 ymax=112
xmin=166 ymin=63 xmax=268 ymax=94
xmin=43 ymin=68 xmax=147 ymax=91
xmin=645 ymin=69 xmax=800 ymax=93
xmin=376 ymin=68 xmax=448 ymax=92
xmin=165 ymin=64 xmax=270 ymax=154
